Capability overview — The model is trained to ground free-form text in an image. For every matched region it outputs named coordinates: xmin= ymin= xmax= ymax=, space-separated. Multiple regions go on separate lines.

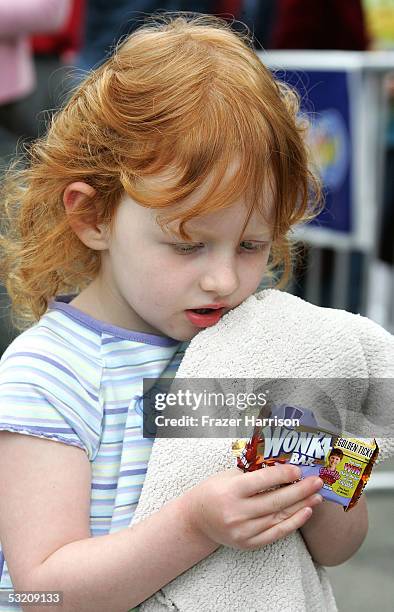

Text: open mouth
xmin=185 ymin=308 xmax=225 ymax=328
xmin=191 ymin=308 xmax=217 ymax=314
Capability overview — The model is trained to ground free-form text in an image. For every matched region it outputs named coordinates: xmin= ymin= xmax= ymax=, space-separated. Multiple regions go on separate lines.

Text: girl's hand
xmin=181 ymin=465 xmax=323 ymax=551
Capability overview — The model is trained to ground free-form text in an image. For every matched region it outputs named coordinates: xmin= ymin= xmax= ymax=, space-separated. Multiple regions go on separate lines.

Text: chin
xmin=171 ymin=331 xmax=200 ymax=342
xmin=166 ymin=327 xmax=202 ymax=342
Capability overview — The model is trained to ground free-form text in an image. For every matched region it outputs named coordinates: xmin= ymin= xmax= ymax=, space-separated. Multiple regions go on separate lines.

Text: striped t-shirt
xmin=0 ymin=296 xmax=189 ymax=611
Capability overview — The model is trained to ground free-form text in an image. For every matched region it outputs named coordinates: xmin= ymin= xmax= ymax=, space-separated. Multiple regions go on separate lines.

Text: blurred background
xmin=0 ymin=1 xmax=393 ymax=610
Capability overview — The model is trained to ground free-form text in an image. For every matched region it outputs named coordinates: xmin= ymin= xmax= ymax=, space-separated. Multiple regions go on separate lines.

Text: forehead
xmin=175 ymin=200 xmax=273 ymax=238
xmin=117 ymin=193 xmax=273 ymax=239
xmin=125 ymin=160 xmax=275 ymax=235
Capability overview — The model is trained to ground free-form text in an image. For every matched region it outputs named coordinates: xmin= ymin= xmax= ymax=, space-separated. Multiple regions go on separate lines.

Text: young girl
xmin=0 ymin=13 xmax=370 ymax=612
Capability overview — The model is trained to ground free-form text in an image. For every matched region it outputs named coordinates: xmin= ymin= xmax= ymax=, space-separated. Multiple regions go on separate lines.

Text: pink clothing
xmin=0 ymin=0 xmax=70 ymax=104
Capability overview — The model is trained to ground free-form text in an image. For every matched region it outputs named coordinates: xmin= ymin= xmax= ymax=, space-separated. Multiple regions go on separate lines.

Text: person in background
xmin=0 ymin=0 xmax=72 ymax=356
xmin=0 ymin=0 xmax=71 ymax=150
xmin=30 ymin=0 xmax=86 ymax=136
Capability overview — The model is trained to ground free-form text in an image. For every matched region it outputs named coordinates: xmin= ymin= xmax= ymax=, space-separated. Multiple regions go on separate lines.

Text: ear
xmin=63 ymin=181 xmax=109 ymax=251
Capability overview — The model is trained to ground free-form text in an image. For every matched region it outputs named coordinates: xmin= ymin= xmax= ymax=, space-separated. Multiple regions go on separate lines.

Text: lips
xmin=190 ymin=303 xmax=229 ymax=311
xmin=185 ymin=308 xmax=225 ymax=328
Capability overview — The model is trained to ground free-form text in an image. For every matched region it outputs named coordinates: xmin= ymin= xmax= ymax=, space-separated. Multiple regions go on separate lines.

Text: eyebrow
xmin=187 ymin=230 xmax=271 ymax=241
xmin=160 ymin=226 xmax=272 ymax=241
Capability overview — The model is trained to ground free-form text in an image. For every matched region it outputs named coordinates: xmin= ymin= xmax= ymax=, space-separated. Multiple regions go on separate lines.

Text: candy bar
xmin=233 ymin=405 xmax=379 ymax=511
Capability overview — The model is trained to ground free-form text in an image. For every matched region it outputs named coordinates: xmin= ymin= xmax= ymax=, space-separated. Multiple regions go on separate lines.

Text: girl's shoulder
xmin=0 ymin=307 xmax=105 ymax=425
xmin=0 ymin=309 xmax=104 ymax=462
xmin=0 ymin=304 xmax=104 ymax=372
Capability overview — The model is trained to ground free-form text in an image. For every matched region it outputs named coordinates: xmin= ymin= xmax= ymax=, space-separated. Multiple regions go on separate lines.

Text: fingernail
xmin=312 ymin=494 xmax=323 ymax=504
xmin=314 ymin=477 xmax=324 ymax=488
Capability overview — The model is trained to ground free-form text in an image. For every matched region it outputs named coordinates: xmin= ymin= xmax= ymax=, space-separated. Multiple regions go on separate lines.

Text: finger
xmin=243 ymin=506 xmax=314 ymax=550
xmin=262 ymin=476 xmax=323 ymax=516
xmin=271 ymin=492 xmax=323 ymax=524
xmin=239 ymin=493 xmax=323 ymax=540
xmin=246 ymin=475 xmax=323 ymax=518
xmin=238 ymin=464 xmax=302 ymax=497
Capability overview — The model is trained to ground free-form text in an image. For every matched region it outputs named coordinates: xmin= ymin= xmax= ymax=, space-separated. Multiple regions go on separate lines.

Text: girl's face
xmin=92 ymin=189 xmax=274 ymax=341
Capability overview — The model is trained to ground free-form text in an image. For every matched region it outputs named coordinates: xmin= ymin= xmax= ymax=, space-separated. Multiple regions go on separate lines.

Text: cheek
xmin=237 ymin=255 xmax=270 ymax=295
xmin=243 ymin=253 xmax=270 ymax=279
xmin=141 ymin=261 xmax=194 ymax=306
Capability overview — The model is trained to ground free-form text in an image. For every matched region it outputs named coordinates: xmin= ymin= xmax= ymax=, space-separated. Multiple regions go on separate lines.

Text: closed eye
xmin=170 ymin=241 xmax=269 ymax=255
xmin=171 ymin=243 xmax=204 ymax=254
xmin=240 ymin=241 xmax=269 ymax=252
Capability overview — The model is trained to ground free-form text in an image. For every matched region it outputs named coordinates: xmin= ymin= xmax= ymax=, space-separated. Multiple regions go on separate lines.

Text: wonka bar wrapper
xmin=233 ymin=405 xmax=379 ymax=511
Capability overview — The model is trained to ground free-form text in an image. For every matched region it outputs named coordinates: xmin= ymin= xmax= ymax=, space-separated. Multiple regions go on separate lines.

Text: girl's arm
xmin=300 ymin=496 xmax=368 ymax=566
xmin=0 ymin=432 xmax=218 ymax=612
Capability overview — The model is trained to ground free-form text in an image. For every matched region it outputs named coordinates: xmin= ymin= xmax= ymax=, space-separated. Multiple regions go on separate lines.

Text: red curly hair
xmin=0 ymin=13 xmax=322 ymax=330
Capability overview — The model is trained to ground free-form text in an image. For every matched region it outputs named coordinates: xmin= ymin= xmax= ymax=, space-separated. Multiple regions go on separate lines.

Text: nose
xmin=199 ymin=252 xmax=240 ymax=296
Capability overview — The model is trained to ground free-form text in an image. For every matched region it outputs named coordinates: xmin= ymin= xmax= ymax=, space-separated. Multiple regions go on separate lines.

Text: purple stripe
xmin=0 ymin=422 xmax=75 ymax=434
xmin=104 ymin=407 xmax=128 ymax=414
xmin=8 ymin=352 xmax=98 ymax=402
xmin=119 ymin=468 xmax=147 ymax=477
xmin=91 ymin=483 xmax=118 ymax=490
xmin=49 ymin=298 xmax=179 ymax=346
xmin=90 ymin=514 xmax=114 ymax=519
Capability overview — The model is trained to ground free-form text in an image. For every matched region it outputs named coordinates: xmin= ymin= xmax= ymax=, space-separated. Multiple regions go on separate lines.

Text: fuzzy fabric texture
xmin=130 ymin=290 xmax=394 ymax=611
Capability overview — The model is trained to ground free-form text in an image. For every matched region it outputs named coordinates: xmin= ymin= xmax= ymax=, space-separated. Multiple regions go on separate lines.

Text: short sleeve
xmin=0 ymin=339 xmax=102 ymax=461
